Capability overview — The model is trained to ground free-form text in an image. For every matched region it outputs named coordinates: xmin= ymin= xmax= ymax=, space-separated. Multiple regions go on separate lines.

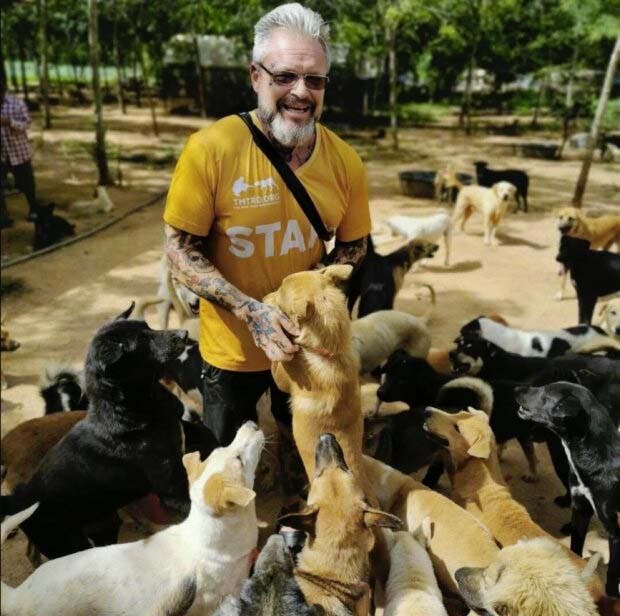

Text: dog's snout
xmin=423 ymin=407 xmax=434 ymax=420
xmin=514 ymin=385 xmax=530 ymax=402
xmin=315 ymin=433 xmax=348 ymax=473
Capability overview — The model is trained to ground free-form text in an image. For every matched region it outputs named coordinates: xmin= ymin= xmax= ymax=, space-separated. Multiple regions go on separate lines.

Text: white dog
xmin=69 ymin=185 xmax=115 ymax=216
xmin=384 ymin=523 xmax=448 ymax=616
xmin=1 ymin=422 xmax=264 ymax=616
xmin=385 ymin=212 xmax=452 ymax=266
xmin=452 ymin=182 xmax=517 ymax=246
xmin=599 ymin=298 xmax=620 ymax=341
xmin=351 ymin=310 xmax=431 ymax=374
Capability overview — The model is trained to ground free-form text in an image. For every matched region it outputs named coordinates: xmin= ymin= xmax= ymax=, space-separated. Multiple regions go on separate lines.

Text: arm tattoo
xmin=325 ymin=236 xmax=368 ymax=268
xmin=164 ymin=224 xmax=260 ymax=322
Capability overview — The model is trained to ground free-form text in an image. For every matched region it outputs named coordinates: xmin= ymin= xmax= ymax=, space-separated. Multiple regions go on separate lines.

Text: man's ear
xmin=203 ymin=473 xmax=256 ymax=515
xmin=182 ymin=451 xmax=203 ymax=484
xmin=363 ymin=507 xmax=403 ymax=530
xmin=278 ymin=506 xmax=319 ymax=538
xmin=322 ymin=264 xmax=353 ymax=283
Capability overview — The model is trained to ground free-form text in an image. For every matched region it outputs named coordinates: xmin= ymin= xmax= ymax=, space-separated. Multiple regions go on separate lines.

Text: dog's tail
xmin=40 ymin=364 xmax=87 ymax=414
xmin=415 ymin=283 xmax=436 ymax=323
xmin=134 ymin=295 xmax=167 ymax=321
xmin=437 ymin=377 xmax=494 ymax=415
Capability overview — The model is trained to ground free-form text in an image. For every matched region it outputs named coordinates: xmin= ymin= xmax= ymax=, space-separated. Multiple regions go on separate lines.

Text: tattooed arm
xmin=164 ymin=224 xmax=299 ymax=362
xmin=324 ymin=236 xmax=368 ymax=268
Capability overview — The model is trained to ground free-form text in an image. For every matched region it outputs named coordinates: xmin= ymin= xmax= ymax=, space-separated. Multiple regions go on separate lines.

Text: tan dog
xmin=452 ymin=182 xmax=517 ymax=246
xmin=599 ymin=297 xmax=620 ymax=340
xmin=351 ymin=310 xmax=431 ymax=374
xmin=423 ymin=407 xmax=605 ymax=604
xmin=1 ymin=326 xmax=21 ymax=390
xmin=280 ymin=433 xmax=402 ymax=615
xmin=456 ymin=538 xmax=599 ymax=616
xmin=555 ymin=207 xmax=620 ymax=300
xmin=264 ymin=265 xmax=369 ymax=492
xmin=363 ymin=455 xmax=498 ymax=595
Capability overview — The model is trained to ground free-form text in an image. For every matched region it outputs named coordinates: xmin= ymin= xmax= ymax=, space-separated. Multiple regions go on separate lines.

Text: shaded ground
xmin=1 ymin=105 xmax=618 ymax=590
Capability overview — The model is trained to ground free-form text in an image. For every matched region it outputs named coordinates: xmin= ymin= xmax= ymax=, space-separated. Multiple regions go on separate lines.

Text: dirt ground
xmin=1 ymin=105 xmax=619 ymax=590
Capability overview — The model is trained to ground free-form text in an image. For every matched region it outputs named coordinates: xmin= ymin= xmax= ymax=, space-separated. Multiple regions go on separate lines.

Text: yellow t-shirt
xmin=164 ymin=111 xmax=371 ymax=372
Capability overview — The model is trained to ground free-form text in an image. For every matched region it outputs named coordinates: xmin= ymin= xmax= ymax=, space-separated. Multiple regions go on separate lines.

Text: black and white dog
xmin=516 ymin=382 xmax=620 ymax=598
xmin=474 ymin=161 xmax=529 ymax=212
xmin=32 ymin=204 xmax=76 ymax=251
xmin=459 ymin=316 xmax=615 ymax=358
xmin=556 ymin=235 xmax=620 ymax=325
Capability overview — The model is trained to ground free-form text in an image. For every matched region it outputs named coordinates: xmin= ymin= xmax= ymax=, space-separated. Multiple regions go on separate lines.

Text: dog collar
xmin=294 ymin=568 xmax=370 ymax=615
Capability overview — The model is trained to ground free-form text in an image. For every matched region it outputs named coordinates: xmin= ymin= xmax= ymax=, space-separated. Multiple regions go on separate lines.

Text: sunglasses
xmin=257 ymin=62 xmax=329 ymax=91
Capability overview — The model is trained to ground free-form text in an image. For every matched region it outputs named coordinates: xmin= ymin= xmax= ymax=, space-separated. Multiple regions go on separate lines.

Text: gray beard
xmin=257 ymin=104 xmax=316 ymax=148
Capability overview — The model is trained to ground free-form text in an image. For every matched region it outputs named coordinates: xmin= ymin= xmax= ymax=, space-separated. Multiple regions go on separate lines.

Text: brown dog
xmin=280 ymin=433 xmax=402 ymax=615
xmin=423 ymin=407 xmax=606 ymax=605
xmin=264 ymin=265 xmax=369 ymax=493
xmin=1 ymin=326 xmax=21 ymax=390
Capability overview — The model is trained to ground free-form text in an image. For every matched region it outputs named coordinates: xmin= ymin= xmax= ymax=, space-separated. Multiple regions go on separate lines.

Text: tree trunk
xmin=192 ymin=32 xmax=207 ymax=118
xmin=572 ymin=37 xmax=620 ymax=207
xmin=112 ymin=1 xmax=127 ymax=114
xmin=138 ymin=44 xmax=159 ymax=137
xmin=88 ymin=0 xmax=113 ymax=186
xmin=387 ymin=26 xmax=398 ymax=150
xmin=38 ymin=0 xmax=51 ymax=128
xmin=18 ymin=44 xmax=29 ymax=101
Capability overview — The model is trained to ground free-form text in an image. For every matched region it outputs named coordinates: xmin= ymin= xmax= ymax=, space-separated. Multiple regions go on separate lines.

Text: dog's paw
xmin=521 ymin=473 xmax=539 ymax=484
xmin=554 ymin=493 xmax=572 ymax=508
xmin=560 ymin=522 xmax=573 ymax=536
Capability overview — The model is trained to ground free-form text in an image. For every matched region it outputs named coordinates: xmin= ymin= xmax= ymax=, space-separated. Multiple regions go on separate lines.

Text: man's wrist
xmin=231 ymin=296 xmax=261 ymax=323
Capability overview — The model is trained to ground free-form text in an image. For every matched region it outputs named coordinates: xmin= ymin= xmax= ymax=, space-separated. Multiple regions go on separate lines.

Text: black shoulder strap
xmin=238 ymin=112 xmax=333 ymax=242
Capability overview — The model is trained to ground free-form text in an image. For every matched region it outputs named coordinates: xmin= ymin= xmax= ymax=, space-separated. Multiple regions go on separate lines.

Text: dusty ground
xmin=1 ymin=105 xmax=619 ymax=590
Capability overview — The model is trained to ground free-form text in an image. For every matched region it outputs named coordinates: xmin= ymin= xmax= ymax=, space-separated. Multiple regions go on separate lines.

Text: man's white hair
xmin=252 ymin=3 xmax=330 ymax=69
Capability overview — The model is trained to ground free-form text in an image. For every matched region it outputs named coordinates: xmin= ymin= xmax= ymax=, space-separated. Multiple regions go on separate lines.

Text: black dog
xmin=32 ymin=203 xmax=76 ymax=251
xmin=516 ymin=382 xmax=620 ymax=597
xmin=347 ymin=235 xmax=438 ymax=317
xmin=556 ymin=235 xmax=620 ymax=324
xmin=0 ymin=304 xmax=194 ymax=559
xmin=474 ymin=160 xmax=529 ymax=212
xmin=40 ymin=366 xmax=88 ymax=414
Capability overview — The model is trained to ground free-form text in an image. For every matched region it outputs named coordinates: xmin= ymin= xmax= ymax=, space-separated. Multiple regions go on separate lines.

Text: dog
xmin=460 ymin=315 xmax=617 ymax=357
xmin=1 ymin=326 xmax=20 ymax=390
xmin=69 ymin=185 xmax=115 ymax=216
xmin=362 ymin=455 xmax=499 ymax=595
xmin=384 ymin=524 xmax=448 ymax=616
xmin=384 ymin=212 xmax=452 ymax=266
xmin=556 ymin=235 xmax=620 ymax=324
xmin=516 ymin=382 xmax=620 ymax=597
xmin=39 ymin=364 xmax=88 ymax=413
xmin=474 ymin=161 xmax=529 ymax=212
xmin=555 ymin=207 xmax=620 ymax=301
xmin=452 ymin=182 xmax=517 ymax=246
xmin=422 ymin=406 xmax=605 ymax=604
xmin=32 ymin=203 xmax=76 ymax=251
xmin=346 ymin=235 xmax=438 ymax=317
xmin=1 ymin=422 xmax=263 ymax=616
xmin=279 ymin=433 xmax=402 ymax=615
xmin=214 ymin=534 xmax=322 ymax=616
xmin=600 ymin=298 xmax=620 ymax=340
xmin=434 ymin=165 xmax=466 ymax=206
xmin=351 ymin=310 xmax=432 ymax=375
xmin=455 ymin=538 xmax=599 ymax=616
xmin=0 ymin=304 xmax=193 ymax=559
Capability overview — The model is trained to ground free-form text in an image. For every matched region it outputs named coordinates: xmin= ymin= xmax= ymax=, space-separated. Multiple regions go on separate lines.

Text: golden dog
xmin=423 ymin=407 xmax=605 ymax=604
xmin=452 ymin=182 xmax=517 ymax=246
xmin=281 ymin=433 xmax=402 ymax=615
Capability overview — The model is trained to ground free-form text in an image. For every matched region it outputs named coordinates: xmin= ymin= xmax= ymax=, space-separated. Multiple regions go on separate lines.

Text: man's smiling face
xmin=251 ymin=28 xmax=328 ymax=148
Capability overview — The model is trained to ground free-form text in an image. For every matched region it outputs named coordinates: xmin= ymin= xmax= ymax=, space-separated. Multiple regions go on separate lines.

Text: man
xmin=164 ymin=3 xmax=371 ymax=447
xmin=1 ymin=75 xmax=40 ymax=228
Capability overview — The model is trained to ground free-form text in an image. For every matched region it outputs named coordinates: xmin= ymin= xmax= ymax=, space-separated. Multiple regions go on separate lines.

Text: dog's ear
xmin=461 ymin=414 xmax=492 ymax=459
xmin=182 ymin=451 xmax=203 ymax=483
xmin=362 ymin=508 xmax=403 ymax=530
xmin=278 ymin=506 xmax=318 ymax=538
xmin=492 ymin=603 xmax=510 ymax=616
xmin=291 ymin=296 xmax=315 ymax=321
xmin=93 ymin=340 xmax=125 ymax=371
xmin=321 ymin=264 xmax=353 ymax=284
xmin=114 ymin=302 xmax=135 ymax=321
xmin=411 ymin=516 xmax=433 ymax=548
xmin=203 ymin=472 xmax=256 ymax=515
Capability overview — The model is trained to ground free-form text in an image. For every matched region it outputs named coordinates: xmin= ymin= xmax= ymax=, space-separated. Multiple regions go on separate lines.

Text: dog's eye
xmin=454 ymin=424 xmax=461 ymax=434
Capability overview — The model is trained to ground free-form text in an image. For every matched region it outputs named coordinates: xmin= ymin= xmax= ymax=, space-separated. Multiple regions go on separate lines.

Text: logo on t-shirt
xmin=232 ymin=175 xmax=280 ymax=209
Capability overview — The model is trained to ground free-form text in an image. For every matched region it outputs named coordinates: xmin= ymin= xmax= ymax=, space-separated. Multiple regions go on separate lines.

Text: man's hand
xmin=242 ymin=301 xmax=300 ymax=362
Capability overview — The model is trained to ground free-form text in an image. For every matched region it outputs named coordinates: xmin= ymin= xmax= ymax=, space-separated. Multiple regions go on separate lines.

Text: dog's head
xmin=556 ymin=206 xmax=582 ymax=235
xmin=460 ymin=317 xmax=483 ymax=337
xmin=515 ymin=382 xmax=594 ymax=437
xmin=406 ymin=239 xmax=439 ymax=265
xmin=85 ymin=303 xmax=188 ymax=382
xmin=377 ymin=351 xmax=436 ymax=403
xmin=182 ymin=421 xmax=263 ymax=517
xmin=263 ymin=264 xmax=352 ymax=341
xmin=492 ymin=181 xmax=517 ymax=205
xmin=450 ymin=335 xmax=497 ymax=375
xmin=0 ymin=327 xmax=20 ymax=352
xmin=423 ymin=407 xmax=492 ymax=471
xmin=556 ymin=234 xmax=590 ymax=266
xmin=599 ymin=298 xmax=620 ymax=339
xmin=280 ymin=433 xmax=401 ymax=553
xmin=455 ymin=538 xmax=598 ymax=616
xmin=473 ymin=161 xmax=488 ymax=172
xmin=33 ymin=206 xmax=76 ymax=250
